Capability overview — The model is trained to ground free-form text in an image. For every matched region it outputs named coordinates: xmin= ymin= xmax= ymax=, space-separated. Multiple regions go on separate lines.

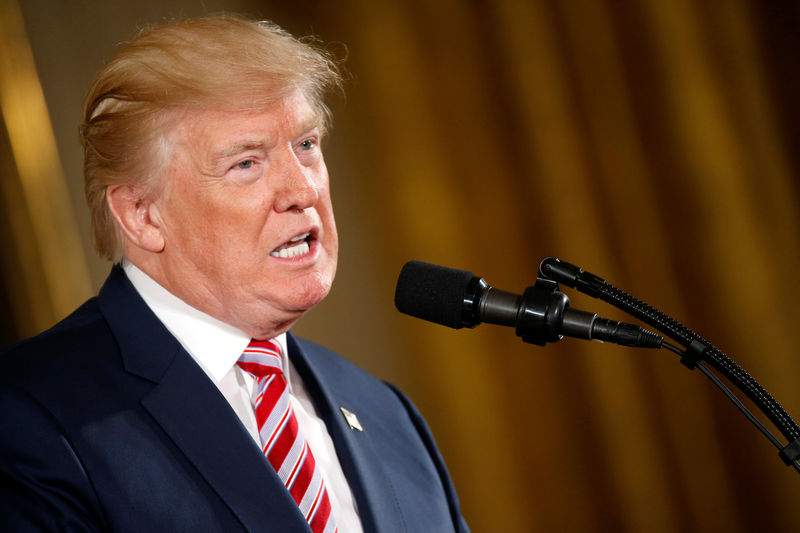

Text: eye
xmin=299 ymin=139 xmax=316 ymax=151
xmin=236 ymin=159 xmax=254 ymax=170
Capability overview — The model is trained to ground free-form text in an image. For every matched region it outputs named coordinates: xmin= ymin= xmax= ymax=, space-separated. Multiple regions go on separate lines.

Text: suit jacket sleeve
xmin=0 ymin=384 xmax=106 ymax=532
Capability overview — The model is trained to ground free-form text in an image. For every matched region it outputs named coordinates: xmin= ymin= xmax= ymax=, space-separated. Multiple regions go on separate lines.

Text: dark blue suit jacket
xmin=0 ymin=266 xmax=469 ymax=532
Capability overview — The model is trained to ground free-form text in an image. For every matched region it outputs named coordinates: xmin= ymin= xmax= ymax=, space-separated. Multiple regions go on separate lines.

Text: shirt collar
xmin=122 ymin=260 xmax=290 ymax=386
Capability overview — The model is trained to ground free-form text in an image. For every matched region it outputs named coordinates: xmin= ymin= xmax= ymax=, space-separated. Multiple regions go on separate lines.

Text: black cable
xmin=662 ymin=341 xmax=800 ymax=475
xmin=598 ymin=284 xmax=800 ymax=442
xmin=539 ymin=259 xmax=800 ymax=443
xmin=539 ymin=258 xmax=800 ymax=471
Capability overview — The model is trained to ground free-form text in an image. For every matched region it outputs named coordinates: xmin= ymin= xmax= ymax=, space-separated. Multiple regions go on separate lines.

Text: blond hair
xmin=80 ymin=15 xmax=342 ymax=259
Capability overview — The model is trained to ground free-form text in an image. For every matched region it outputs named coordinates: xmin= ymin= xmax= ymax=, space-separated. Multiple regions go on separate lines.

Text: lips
xmin=270 ymin=232 xmax=311 ymax=258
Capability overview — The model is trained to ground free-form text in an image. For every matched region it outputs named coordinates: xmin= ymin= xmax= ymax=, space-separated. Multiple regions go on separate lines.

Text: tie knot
xmin=237 ymin=339 xmax=283 ymax=379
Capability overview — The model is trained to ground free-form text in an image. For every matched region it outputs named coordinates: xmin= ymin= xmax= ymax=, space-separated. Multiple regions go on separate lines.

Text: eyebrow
xmin=214 ymin=140 xmax=268 ymax=160
xmin=297 ymin=113 xmax=325 ymax=137
xmin=209 ymin=113 xmax=325 ymax=163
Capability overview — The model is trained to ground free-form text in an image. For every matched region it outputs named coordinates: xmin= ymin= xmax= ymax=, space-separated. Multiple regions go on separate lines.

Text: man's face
xmin=151 ymin=90 xmax=338 ymax=338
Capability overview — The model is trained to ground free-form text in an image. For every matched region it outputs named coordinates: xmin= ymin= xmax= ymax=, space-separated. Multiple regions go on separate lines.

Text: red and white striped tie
xmin=238 ymin=339 xmax=337 ymax=533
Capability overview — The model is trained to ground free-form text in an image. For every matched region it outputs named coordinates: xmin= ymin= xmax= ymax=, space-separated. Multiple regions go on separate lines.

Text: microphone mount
xmin=395 ymin=260 xmax=662 ymax=348
xmin=482 ymin=278 xmax=570 ymax=345
xmin=483 ymin=277 xmax=662 ymax=348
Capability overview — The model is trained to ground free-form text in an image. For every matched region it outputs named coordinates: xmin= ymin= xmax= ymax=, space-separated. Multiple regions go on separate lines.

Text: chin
xmin=293 ymin=281 xmax=333 ymax=311
xmin=279 ymin=269 xmax=334 ymax=311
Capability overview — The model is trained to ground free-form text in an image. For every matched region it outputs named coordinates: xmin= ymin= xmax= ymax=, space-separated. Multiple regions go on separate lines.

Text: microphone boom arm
xmin=539 ymin=256 xmax=800 ymax=471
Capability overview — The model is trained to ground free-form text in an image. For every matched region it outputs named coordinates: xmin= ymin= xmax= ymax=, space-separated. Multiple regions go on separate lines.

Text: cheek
xmin=320 ymin=197 xmax=338 ymax=245
xmin=204 ymin=211 xmax=268 ymax=264
xmin=168 ymin=198 xmax=216 ymax=243
xmin=160 ymin=193 xmax=239 ymax=265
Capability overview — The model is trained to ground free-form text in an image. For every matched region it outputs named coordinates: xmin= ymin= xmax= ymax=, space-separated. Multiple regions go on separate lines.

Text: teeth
xmin=270 ymin=240 xmax=310 ymax=258
xmin=270 ymin=232 xmax=310 ymax=258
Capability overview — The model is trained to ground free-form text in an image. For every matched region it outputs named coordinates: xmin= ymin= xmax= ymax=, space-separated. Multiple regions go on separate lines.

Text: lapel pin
xmin=340 ymin=407 xmax=363 ymax=432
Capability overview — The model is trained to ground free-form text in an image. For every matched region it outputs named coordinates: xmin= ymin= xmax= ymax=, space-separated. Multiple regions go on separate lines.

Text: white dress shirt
xmin=123 ymin=261 xmax=363 ymax=532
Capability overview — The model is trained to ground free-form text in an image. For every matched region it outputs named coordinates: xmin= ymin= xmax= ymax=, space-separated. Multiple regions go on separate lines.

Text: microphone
xmin=395 ymin=260 xmax=663 ymax=348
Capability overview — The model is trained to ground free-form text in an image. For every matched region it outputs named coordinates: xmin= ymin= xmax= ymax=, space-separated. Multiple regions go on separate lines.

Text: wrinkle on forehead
xmin=212 ymin=113 xmax=323 ymax=164
xmin=167 ymin=92 xmax=325 ymax=180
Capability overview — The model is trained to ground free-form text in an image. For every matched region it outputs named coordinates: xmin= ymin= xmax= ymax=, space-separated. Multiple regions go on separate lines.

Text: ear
xmin=106 ymin=184 xmax=165 ymax=253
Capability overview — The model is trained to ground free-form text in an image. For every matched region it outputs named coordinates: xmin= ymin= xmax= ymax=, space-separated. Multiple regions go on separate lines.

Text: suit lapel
xmin=98 ymin=266 xmax=310 ymax=532
xmin=287 ymin=334 xmax=407 ymax=533
xmin=140 ymin=349 xmax=309 ymax=532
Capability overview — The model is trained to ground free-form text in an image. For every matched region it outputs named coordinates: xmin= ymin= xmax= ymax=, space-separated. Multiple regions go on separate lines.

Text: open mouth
xmin=270 ymin=232 xmax=311 ymax=259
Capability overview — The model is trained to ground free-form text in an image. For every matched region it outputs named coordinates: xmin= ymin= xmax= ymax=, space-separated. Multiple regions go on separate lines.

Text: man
xmin=0 ymin=15 xmax=469 ymax=532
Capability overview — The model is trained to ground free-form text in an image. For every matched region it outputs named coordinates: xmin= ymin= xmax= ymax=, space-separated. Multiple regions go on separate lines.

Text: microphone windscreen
xmin=394 ymin=261 xmax=476 ymax=329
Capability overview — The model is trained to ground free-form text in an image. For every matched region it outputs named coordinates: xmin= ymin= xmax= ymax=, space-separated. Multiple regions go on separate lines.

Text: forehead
xmin=170 ymin=91 xmax=322 ymax=155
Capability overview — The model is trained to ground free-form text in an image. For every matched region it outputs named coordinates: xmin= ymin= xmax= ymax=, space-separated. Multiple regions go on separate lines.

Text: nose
xmin=272 ymin=151 xmax=320 ymax=213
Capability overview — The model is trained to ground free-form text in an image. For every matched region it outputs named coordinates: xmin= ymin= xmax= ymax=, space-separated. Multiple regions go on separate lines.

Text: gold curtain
xmin=4 ymin=0 xmax=800 ymax=531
